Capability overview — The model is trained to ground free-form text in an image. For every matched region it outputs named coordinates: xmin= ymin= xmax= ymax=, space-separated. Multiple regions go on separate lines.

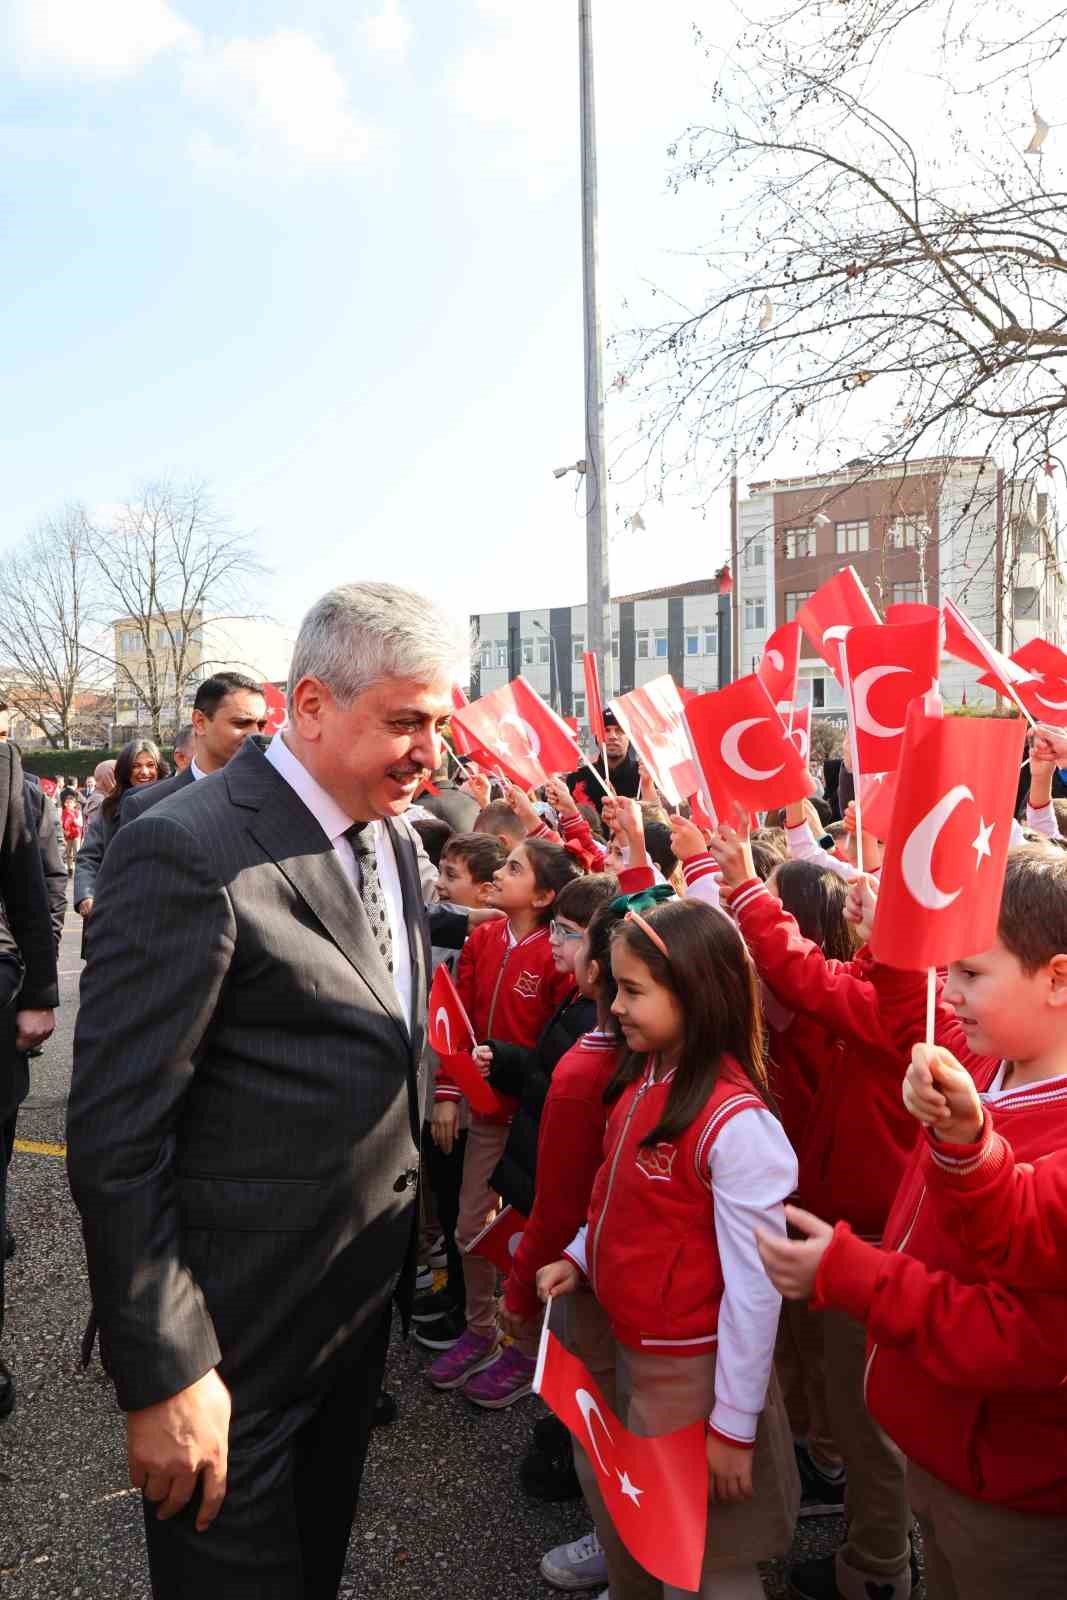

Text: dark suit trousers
xmin=143 ymin=1309 xmax=390 ymax=1600
xmin=421 ymin=1123 xmax=467 ymax=1310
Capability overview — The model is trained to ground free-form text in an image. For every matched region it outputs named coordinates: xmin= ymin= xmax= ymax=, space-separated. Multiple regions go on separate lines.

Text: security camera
xmin=553 ymin=466 xmax=570 ymax=479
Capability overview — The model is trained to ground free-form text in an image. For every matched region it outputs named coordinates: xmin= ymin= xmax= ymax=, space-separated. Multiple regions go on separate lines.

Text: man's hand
xmin=903 ymin=1043 xmax=983 ymax=1144
xmin=706 ymin=1435 xmax=754 ymax=1503
xmin=431 ymin=1100 xmax=460 ymax=1155
xmin=15 ymin=1009 xmax=54 ymax=1053
xmin=77 ymin=897 xmax=94 ymax=918
xmin=127 ymin=1368 xmax=231 ymax=1532
xmin=536 ymin=1258 xmax=579 ymax=1301
xmin=755 ymin=1206 xmax=834 ymax=1300
xmin=669 ymin=813 xmax=708 ymax=863
xmin=844 ymin=874 xmax=878 ymax=945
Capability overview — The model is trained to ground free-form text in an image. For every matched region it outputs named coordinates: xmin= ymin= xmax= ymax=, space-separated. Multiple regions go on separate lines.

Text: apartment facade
xmin=470 ymin=578 xmax=729 ymax=733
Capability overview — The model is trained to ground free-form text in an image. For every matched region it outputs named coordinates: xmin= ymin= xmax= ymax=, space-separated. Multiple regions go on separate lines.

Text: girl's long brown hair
xmin=605 ymin=898 xmax=769 ymax=1145
xmin=772 ymin=859 xmax=856 ymax=963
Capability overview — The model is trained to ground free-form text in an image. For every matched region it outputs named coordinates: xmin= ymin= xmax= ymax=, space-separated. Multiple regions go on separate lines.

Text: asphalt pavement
xmin=0 ymin=887 xmax=887 ymax=1598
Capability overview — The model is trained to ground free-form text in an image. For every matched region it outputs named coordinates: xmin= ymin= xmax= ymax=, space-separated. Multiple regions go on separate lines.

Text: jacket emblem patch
xmin=635 ymin=1141 xmax=677 ymax=1182
xmin=514 ymin=969 xmax=542 ymax=1000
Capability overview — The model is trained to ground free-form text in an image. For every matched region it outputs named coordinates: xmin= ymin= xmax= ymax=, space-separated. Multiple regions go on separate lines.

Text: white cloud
xmin=187 ymin=30 xmax=369 ymax=166
xmin=11 ymin=0 xmax=197 ymax=77
xmin=361 ymin=0 xmax=413 ymax=58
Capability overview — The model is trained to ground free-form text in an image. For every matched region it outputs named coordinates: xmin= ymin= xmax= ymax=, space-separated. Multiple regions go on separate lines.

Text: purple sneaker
xmin=426 ymin=1329 xmax=500 ymax=1390
xmin=464 ymin=1344 xmax=536 ymax=1409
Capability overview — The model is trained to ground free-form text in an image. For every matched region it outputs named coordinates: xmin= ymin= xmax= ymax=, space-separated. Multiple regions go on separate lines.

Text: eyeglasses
xmin=549 ymin=920 xmax=583 ymax=943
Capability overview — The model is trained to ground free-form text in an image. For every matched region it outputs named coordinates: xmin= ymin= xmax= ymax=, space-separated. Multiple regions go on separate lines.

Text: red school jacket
xmin=435 ymin=918 xmax=574 ymax=1124
xmin=814 ymin=1059 xmax=1067 ymax=1515
xmin=726 ymin=879 xmax=919 ymax=1239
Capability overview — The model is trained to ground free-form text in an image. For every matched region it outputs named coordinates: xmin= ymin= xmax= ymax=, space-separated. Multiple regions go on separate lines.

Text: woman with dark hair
xmin=74 ymin=740 xmax=169 ymax=924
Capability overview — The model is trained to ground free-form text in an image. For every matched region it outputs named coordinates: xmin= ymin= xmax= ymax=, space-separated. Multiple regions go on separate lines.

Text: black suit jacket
xmin=67 ymin=738 xmax=431 ymax=1412
xmin=119 ymin=763 xmax=196 ymax=827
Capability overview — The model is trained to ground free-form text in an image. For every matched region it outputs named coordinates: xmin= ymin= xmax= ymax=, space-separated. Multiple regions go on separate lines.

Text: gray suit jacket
xmin=67 ymin=738 xmax=430 ymax=1411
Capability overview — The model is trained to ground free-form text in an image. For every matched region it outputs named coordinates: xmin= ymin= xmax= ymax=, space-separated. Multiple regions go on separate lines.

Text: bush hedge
xmin=20 ymin=748 xmax=176 ymax=781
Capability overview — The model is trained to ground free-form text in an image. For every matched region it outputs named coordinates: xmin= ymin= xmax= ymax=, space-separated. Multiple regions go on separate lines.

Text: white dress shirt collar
xmin=190 ymin=757 xmax=208 ymax=782
xmin=264 ymin=733 xmax=355 ymax=841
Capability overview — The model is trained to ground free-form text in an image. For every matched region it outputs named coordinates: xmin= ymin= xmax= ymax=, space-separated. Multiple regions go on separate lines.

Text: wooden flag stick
xmin=583 ymin=758 xmax=615 ymax=798
xmin=925 ymin=965 xmax=937 ymax=1047
xmin=839 ymin=651 xmax=865 ymax=876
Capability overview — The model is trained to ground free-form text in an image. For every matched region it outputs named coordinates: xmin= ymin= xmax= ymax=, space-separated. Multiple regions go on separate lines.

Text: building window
xmin=743 ymin=540 xmax=765 ymax=569
xmin=572 ymin=637 xmax=585 ymax=664
xmin=702 ymin=625 xmax=718 ymax=656
xmin=784 ymin=527 xmax=815 ymax=560
xmin=811 ymin=677 xmax=826 ymax=708
xmin=636 ymin=630 xmax=650 ymax=659
xmin=521 ymin=637 xmax=534 ymax=666
xmin=685 ymin=628 xmax=700 ymax=655
xmin=785 ymin=590 xmax=813 ymax=622
xmin=654 ymin=628 xmax=669 ymax=658
xmin=120 ymin=631 xmax=142 ymax=654
xmin=611 ymin=631 xmax=619 ymax=659
xmin=573 ymin=693 xmax=586 ymax=720
xmin=891 ymin=582 xmax=923 ymax=605
xmin=479 ymin=643 xmax=492 ymax=670
xmin=1017 ymin=526 xmax=1040 ymax=556
xmin=1014 ymin=586 xmax=1041 ymax=621
xmin=835 ymin=520 xmax=870 ymax=554
xmin=744 ymin=598 xmax=766 ymax=631
xmin=494 ymin=641 xmax=508 ymax=668
xmin=538 ymin=635 xmax=551 ymax=664
xmin=889 ymin=516 xmax=927 ymax=549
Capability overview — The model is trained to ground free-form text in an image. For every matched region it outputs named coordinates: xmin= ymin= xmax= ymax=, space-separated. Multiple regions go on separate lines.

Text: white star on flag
xmin=616 ymin=1468 xmax=644 ymax=1506
xmin=971 ymin=818 xmax=994 ymax=867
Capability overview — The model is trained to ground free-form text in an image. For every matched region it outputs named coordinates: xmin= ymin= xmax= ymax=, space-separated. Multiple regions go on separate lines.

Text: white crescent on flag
xmin=852 ymin=664 xmax=910 ymax=739
xmin=765 ymin=648 xmax=785 ymax=673
xmin=822 ymin=624 xmax=851 ymax=651
xmin=576 ymin=1388 xmax=615 ymax=1476
xmin=720 ymin=718 xmax=785 ymax=783
xmin=433 ymin=1008 xmax=452 ymax=1053
xmin=901 ymin=785 xmax=972 ymax=912
xmin=1034 ymin=680 xmax=1067 ymax=712
xmin=791 ymin=724 xmax=810 ymax=762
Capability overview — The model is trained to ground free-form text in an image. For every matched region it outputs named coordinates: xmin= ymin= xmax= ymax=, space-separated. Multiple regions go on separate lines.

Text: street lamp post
xmin=532 ymin=618 xmax=561 ymax=711
xmin=579 ymin=0 xmax=611 ymax=699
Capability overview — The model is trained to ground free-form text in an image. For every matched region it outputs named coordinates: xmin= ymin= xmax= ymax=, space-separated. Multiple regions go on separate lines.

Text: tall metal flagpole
xmin=579 ymin=0 xmax=611 ymax=698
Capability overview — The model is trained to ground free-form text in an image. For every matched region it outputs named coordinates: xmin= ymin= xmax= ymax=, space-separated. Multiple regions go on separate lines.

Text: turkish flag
xmin=685 ymin=674 xmax=815 ymax=815
xmin=583 ymin=651 xmax=608 ymax=745
xmin=1010 ymin=675 xmax=1067 ymax=729
xmin=262 ymin=682 xmax=287 ymax=735
xmin=757 ymin=621 xmax=801 ymax=706
xmin=450 ymin=685 xmax=476 ymax=758
xmin=787 ymin=703 xmax=812 ymax=767
xmin=885 ymin=602 xmax=941 ymax=629
xmin=870 ymin=703 xmax=1026 ymax=970
xmin=844 ymin=618 xmax=941 ymax=773
xmin=465 ymin=1204 xmax=527 ymax=1274
xmin=797 ymin=567 xmax=881 ymax=685
xmin=534 ymin=1314 xmax=708 ymax=1590
xmin=610 ymin=675 xmax=699 ymax=806
xmin=859 ymin=769 xmax=898 ymax=843
xmin=428 ymin=967 xmax=508 ymax=1115
xmin=943 ymin=597 xmax=1033 ymax=698
xmin=451 ymin=678 xmax=584 ymax=789
xmin=1011 ymin=637 xmax=1067 ymax=678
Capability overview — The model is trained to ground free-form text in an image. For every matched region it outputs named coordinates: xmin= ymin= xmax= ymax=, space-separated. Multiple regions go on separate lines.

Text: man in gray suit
xmin=67 ymin=583 xmax=465 ymax=1598
xmin=120 ymin=672 xmax=268 ymax=826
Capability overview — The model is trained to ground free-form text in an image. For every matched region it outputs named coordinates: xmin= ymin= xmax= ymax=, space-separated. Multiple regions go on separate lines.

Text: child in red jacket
xmin=427 ymin=836 xmax=579 ymax=1404
xmin=707 ymin=818 xmax=918 ymax=1600
xmin=759 ymin=848 xmax=1067 ymax=1600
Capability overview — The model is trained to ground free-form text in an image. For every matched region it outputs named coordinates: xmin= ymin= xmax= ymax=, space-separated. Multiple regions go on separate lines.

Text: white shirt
xmin=190 ymin=758 xmax=208 ymax=782
xmin=264 ymin=734 xmax=413 ymax=1030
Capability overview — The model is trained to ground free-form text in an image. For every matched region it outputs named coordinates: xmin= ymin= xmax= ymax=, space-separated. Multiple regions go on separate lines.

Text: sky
xmin=0 ymin=0 xmax=731 ymax=634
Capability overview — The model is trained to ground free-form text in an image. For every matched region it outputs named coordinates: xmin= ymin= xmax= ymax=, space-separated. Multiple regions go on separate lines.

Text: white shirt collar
xmin=190 ymin=757 xmax=207 ymax=782
xmin=264 ymin=733 xmax=356 ymax=844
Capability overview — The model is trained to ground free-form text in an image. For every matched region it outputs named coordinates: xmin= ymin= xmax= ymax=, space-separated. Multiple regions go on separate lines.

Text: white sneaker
xmin=427 ymin=1234 xmax=448 ymax=1268
xmin=539 ymin=1529 xmax=608 ymax=1592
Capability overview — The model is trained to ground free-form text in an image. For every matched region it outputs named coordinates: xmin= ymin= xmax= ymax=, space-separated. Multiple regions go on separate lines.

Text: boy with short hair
xmin=758 ymin=848 xmax=1067 ymax=1600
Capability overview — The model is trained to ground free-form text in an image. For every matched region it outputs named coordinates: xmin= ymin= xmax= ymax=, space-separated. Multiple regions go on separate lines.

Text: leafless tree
xmin=88 ymin=480 xmax=266 ymax=740
xmin=617 ymin=0 xmax=1067 ymax=594
xmin=0 ymin=506 xmax=108 ymax=749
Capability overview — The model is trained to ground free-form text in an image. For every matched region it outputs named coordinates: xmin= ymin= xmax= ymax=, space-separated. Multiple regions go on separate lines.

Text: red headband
xmin=626 ymin=907 xmax=669 ymax=959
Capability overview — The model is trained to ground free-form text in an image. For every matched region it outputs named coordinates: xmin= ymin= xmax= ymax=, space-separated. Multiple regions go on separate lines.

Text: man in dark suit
xmin=67 ymin=583 xmax=464 ymax=1597
xmin=120 ymin=672 xmax=268 ymax=826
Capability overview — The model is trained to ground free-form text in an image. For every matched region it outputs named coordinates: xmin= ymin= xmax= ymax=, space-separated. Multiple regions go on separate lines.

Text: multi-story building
xmin=111 ymin=611 xmax=295 ymax=742
xmin=470 ymin=578 xmax=730 ymax=734
xmin=741 ymin=457 xmax=1065 ymax=718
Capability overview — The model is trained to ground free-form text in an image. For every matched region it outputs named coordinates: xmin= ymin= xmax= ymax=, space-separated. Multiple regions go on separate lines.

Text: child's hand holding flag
xmin=903 ymin=1044 xmax=984 ymax=1145
xmin=844 ymin=874 xmax=878 ymax=944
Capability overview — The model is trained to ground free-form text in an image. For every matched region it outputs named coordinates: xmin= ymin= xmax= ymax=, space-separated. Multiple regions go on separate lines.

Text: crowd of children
xmin=404 ymin=729 xmax=1067 ymax=1600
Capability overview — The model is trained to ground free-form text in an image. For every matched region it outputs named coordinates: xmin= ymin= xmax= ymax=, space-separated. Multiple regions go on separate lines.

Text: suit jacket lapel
xmin=248 ymin=784 xmax=409 ymax=1045
xmin=385 ymin=819 xmax=430 ymax=1057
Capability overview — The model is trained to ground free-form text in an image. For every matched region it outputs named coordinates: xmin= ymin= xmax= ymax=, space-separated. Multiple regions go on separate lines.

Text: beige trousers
xmin=908 ymin=1461 xmax=1067 ymax=1600
xmin=775 ymin=1299 xmax=841 ymax=1468
xmin=454 ymin=1118 xmax=537 ymax=1354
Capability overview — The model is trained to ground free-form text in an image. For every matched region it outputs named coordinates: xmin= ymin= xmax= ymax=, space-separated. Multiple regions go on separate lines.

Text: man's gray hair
xmin=173 ymin=723 xmax=195 ymax=758
xmin=288 ymin=582 xmax=467 ymax=711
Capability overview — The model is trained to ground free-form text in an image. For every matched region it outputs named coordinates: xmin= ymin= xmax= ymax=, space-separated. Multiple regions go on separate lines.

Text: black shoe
xmin=519 ymin=1433 xmax=582 ymax=1502
xmin=372 ymin=1389 xmax=398 ymax=1428
xmin=787 ymin=1541 xmax=919 ymax=1599
xmin=412 ymin=1307 xmax=466 ymax=1350
xmin=0 ymin=1357 xmax=15 ymax=1422
xmin=532 ymin=1412 xmax=570 ymax=1455
xmin=411 ymin=1286 xmax=459 ymax=1324
xmin=795 ymin=1441 xmax=847 ymax=1519
xmin=3 ymin=1228 xmax=13 ymax=1262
